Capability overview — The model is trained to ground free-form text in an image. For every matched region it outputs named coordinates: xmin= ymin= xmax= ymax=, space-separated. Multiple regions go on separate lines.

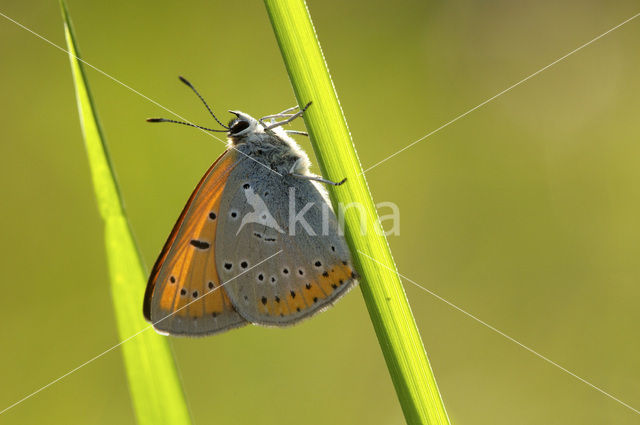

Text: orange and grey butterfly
xmin=144 ymin=145 xmax=358 ymax=336
xmin=144 ymin=88 xmax=358 ymax=337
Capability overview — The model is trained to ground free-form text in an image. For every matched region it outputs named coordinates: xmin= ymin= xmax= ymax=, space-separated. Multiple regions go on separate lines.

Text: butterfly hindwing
xmin=215 ymin=158 xmax=358 ymax=326
xmin=144 ymin=149 xmax=249 ymax=336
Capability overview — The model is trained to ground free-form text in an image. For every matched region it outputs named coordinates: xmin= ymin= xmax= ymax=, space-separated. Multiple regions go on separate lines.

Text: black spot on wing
xmin=190 ymin=239 xmax=210 ymax=250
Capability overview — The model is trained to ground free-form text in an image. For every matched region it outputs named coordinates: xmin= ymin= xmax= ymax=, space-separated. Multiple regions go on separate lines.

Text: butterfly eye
xmin=229 ymin=119 xmax=250 ymax=134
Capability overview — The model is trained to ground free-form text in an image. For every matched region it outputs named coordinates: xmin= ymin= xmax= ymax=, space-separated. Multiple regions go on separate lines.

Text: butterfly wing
xmin=144 ymin=149 xmax=249 ymax=336
xmin=215 ymin=159 xmax=358 ymax=326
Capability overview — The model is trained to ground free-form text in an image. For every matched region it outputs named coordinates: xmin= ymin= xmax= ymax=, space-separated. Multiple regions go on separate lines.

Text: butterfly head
xmin=227 ymin=111 xmax=260 ymax=139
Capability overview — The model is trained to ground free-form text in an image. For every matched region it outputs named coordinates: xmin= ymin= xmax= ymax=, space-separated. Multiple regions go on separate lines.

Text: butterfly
xmin=143 ymin=77 xmax=358 ymax=336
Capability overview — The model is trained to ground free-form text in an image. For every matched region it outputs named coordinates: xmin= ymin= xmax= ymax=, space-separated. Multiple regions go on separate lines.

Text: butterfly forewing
xmin=215 ymin=159 xmax=357 ymax=326
xmin=144 ymin=149 xmax=249 ymax=336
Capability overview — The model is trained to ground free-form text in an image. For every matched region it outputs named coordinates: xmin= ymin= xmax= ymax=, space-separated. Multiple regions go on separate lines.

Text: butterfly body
xmin=228 ymin=111 xmax=311 ymax=175
xmin=144 ymin=106 xmax=357 ymax=337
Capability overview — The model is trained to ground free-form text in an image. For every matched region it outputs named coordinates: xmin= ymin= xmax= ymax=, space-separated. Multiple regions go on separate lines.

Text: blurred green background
xmin=1 ymin=0 xmax=639 ymax=424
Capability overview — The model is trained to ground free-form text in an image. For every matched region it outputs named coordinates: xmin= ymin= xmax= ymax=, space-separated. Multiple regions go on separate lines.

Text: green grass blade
xmin=263 ymin=1 xmax=450 ymax=424
xmin=61 ymin=2 xmax=192 ymax=424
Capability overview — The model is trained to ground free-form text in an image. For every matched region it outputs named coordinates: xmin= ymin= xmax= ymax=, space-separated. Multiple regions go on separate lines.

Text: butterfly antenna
xmin=146 ymin=118 xmax=228 ymax=132
xmin=178 ymin=76 xmax=229 ymax=129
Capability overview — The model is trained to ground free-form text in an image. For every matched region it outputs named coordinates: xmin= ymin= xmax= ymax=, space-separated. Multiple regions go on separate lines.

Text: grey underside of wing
xmin=215 ymin=160 xmax=357 ymax=326
xmin=154 ymin=310 xmax=247 ymax=337
xmin=152 ymin=299 xmax=247 ymax=337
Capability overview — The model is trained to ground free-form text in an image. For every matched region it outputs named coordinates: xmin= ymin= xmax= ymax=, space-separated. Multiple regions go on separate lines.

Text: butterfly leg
xmin=260 ymin=114 xmax=291 ymax=129
xmin=285 ymin=130 xmax=309 ymax=137
xmin=263 ymin=102 xmax=312 ymax=130
xmin=260 ymin=106 xmax=300 ymax=127
xmin=259 ymin=105 xmax=301 ymax=125
xmin=261 ymin=113 xmax=296 ymax=122
xmin=291 ymin=174 xmax=347 ymax=186
xmin=289 ymin=160 xmax=346 ymax=186
xmin=277 ymin=105 xmax=301 ymax=115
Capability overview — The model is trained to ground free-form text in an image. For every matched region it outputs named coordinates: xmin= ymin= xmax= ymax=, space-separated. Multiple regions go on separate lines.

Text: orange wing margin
xmin=143 ymin=149 xmax=240 ymax=322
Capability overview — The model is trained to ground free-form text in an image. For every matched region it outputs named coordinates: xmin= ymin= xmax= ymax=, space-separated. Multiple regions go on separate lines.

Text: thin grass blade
xmin=263 ymin=1 xmax=451 ymax=424
xmin=60 ymin=2 xmax=192 ymax=424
